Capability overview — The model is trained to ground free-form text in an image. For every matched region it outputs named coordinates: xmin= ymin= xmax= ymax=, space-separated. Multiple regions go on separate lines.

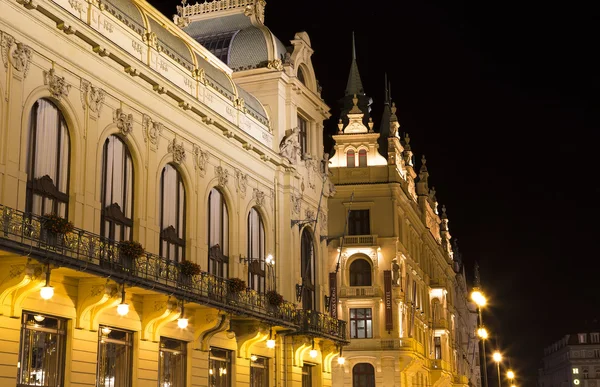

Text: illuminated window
xmin=26 ymin=98 xmax=70 ymax=217
xmin=358 ymin=149 xmax=367 ymax=167
xmin=101 ymin=135 xmax=134 ymax=242
xmin=18 ymin=312 xmax=66 ymax=386
xmin=350 ymin=308 xmax=373 ymax=339
xmin=434 ymin=336 xmax=442 ymax=359
xmin=250 ymin=355 xmax=268 ymax=387
xmin=352 ymin=363 xmax=375 ymax=387
xmin=349 ymin=259 xmax=372 ymax=286
xmin=209 ymin=348 xmax=232 ymax=387
xmin=159 ymin=337 xmax=187 ymax=387
xmin=574 ymin=379 xmax=580 ymax=385
xmin=573 ymin=368 xmax=579 ymax=374
xmin=248 ymin=207 xmax=266 ymax=293
xmin=301 ymin=364 xmax=314 ymax=387
xmin=578 ymin=334 xmax=586 ymax=343
xmin=591 ymin=333 xmax=599 ymax=343
xmin=160 ymin=164 xmax=186 ymax=262
xmin=97 ymin=326 xmax=133 ymax=387
xmin=346 ymin=150 xmax=355 ymax=168
xmin=298 ymin=115 xmax=308 ymax=156
xmin=195 ymin=32 xmax=235 ymax=64
xmin=208 ymin=188 xmax=229 ymax=278
xmin=348 ymin=209 xmax=370 ymax=235
xmin=300 ymin=229 xmax=315 ymax=310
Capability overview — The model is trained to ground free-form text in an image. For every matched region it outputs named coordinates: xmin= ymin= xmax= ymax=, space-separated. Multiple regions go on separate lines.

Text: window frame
xmin=97 ymin=325 xmax=133 ymax=387
xmin=160 ymin=163 xmax=186 ymax=262
xmin=209 ymin=347 xmax=233 ymax=387
xmin=358 ymin=149 xmax=367 ymax=167
xmin=300 ymin=229 xmax=315 ymax=310
xmin=159 ymin=336 xmax=187 ymax=387
xmin=352 ymin=363 xmax=375 ymax=387
xmin=250 ymin=355 xmax=269 ymax=387
xmin=247 ymin=207 xmax=266 ymax=293
xmin=349 ymin=259 xmax=372 ymax=286
xmin=297 ymin=115 xmax=308 ymax=157
xmin=348 ymin=209 xmax=371 ymax=236
xmin=208 ymin=188 xmax=229 ymax=278
xmin=301 ymin=363 xmax=314 ymax=387
xmin=346 ymin=149 xmax=355 ymax=168
xmin=349 ymin=308 xmax=373 ymax=339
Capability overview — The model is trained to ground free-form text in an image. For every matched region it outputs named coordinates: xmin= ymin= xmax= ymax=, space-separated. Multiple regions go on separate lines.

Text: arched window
xmin=346 ymin=150 xmax=355 ymax=168
xmin=358 ymin=149 xmax=367 ymax=167
xmin=247 ymin=207 xmax=265 ymax=292
xmin=353 ymin=363 xmax=375 ymax=387
xmin=349 ymin=259 xmax=371 ymax=286
xmin=300 ymin=229 xmax=315 ymax=310
xmin=297 ymin=67 xmax=306 ymax=86
xmin=26 ymin=99 xmax=70 ymax=217
xmin=208 ymin=188 xmax=229 ymax=278
xmin=101 ymin=135 xmax=133 ymax=242
xmin=160 ymin=164 xmax=185 ymax=261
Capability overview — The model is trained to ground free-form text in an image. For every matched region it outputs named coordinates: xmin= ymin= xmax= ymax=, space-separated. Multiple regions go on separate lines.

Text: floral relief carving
xmin=43 ymin=68 xmax=71 ymax=99
xmin=1 ymin=32 xmax=14 ymax=69
xmin=113 ymin=108 xmax=133 ymax=136
xmin=142 ymin=114 xmax=163 ymax=146
xmin=81 ymin=79 xmax=105 ymax=115
xmin=215 ymin=166 xmax=229 ymax=188
xmin=253 ymin=188 xmax=265 ymax=207
xmin=10 ymin=42 xmax=32 ymax=76
xmin=168 ymin=138 xmax=186 ymax=164
xmin=234 ymin=169 xmax=248 ymax=198
xmin=192 ymin=144 xmax=209 ymax=176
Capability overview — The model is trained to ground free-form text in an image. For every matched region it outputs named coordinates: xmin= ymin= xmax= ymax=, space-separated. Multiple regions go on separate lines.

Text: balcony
xmin=0 ymin=205 xmax=347 ymax=343
xmin=342 ymin=234 xmax=378 ymax=246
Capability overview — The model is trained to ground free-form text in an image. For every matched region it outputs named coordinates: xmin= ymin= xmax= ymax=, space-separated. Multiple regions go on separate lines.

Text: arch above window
xmin=358 ymin=149 xmax=367 ymax=167
xmin=346 ymin=149 xmax=355 ymax=168
xmin=352 ymin=363 xmax=375 ymax=387
xmin=349 ymin=258 xmax=372 ymax=286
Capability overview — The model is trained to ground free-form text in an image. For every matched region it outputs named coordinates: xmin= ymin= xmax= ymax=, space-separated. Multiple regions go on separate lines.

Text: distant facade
xmin=0 ymin=1 xmax=345 ymax=387
xmin=326 ymin=45 xmax=481 ymax=387
xmin=539 ymin=330 xmax=600 ymax=387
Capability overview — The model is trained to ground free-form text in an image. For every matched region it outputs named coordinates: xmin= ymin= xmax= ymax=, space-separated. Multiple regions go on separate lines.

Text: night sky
xmin=151 ymin=1 xmax=599 ymax=385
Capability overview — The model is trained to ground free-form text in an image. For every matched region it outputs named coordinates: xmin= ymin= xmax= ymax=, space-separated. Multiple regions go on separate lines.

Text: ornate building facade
xmin=0 ymin=1 xmax=345 ymax=386
xmin=326 ymin=45 xmax=481 ymax=387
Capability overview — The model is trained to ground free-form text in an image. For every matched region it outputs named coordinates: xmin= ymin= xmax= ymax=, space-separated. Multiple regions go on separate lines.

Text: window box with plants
xmin=265 ymin=290 xmax=284 ymax=309
xmin=41 ymin=213 xmax=74 ymax=246
xmin=179 ymin=260 xmax=201 ymax=285
xmin=118 ymin=240 xmax=145 ymax=272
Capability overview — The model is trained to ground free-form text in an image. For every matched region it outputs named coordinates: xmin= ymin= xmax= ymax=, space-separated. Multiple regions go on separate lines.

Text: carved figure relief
xmin=234 ymin=169 xmax=248 ymax=198
xmin=253 ymin=188 xmax=265 ymax=207
xmin=44 ymin=68 xmax=71 ymax=99
xmin=291 ymin=193 xmax=301 ymax=214
xmin=168 ymin=138 xmax=186 ymax=164
xmin=81 ymin=79 xmax=105 ymax=115
xmin=305 ymin=209 xmax=315 ymax=221
xmin=2 ymin=32 xmax=32 ymax=77
xmin=114 ymin=108 xmax=133 ymax=136
xmin=215 ymin=166 xmax=229 ymax=188
xmin=193 ymin=144 xmax=209 ymax=176
xmin=142 ymin=114 xmax=163 ymax=146
xmin=279 ymin=127 xmax=300 ymax=164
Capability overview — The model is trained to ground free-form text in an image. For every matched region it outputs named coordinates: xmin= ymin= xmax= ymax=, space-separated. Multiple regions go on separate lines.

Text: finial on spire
xmin=349 ymin=93 xmax=362 ymax=114
xmin=352 ymin=31 xmax=356 ymax=60
xmin=337 ymin=119 xmax=343 ymax=134
xmin=368 ymin=117 xmax=374 ymax=133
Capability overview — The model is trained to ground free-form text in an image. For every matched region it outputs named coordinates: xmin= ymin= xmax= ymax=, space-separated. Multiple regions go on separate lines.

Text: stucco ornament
xmin=114 ymin=108 xmax=133 ymax=136
xmin=81 ymin=79 xmax=105 ymax=115
xmin=215 ymin=166 xmax=229 ymax=188
xmin=168 ymin=138 xmax=186 ymax=164
xmin=43 ymin=68 xmax=71 ymax=99
xmin=291 ymin=193 xmax=301 ymax=214
xmin=253 ymin=188 xmax=265 ymax=207
xmin=279 ymin=127 xmax=300 ymax=164
xmin=11 ymin=43 xmax=32 ymax=75
xmin=305 ymin=209 xmax=315 ymax=222
xmin=234 ymin=169 xmax=248 ymax=198
xmin=193 ymin=144 xmax=209 ymax=175
xmin=142 ymin=114 xmax=163 ymax=146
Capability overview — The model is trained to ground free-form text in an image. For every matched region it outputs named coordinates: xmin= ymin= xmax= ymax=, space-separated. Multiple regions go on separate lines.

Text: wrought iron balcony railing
xmin=0 ymin=205 xmax=348 ymax=342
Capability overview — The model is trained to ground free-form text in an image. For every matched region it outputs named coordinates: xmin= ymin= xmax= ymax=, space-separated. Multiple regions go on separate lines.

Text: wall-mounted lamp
xmin=177 ymin=300 xmax=188 ymax=329
xmin=337 ymin=346 xmax=345 ymax=365
xmin=309 ymin=338 xmax=318 ymax=358
xmin=265 ymin=254 xmax=274 ymax=265
xmin=40 ymin=263 xmax=54 ymax=300
xmin=295 ymin=284 xmax=303 ymax=302
xmin=266 ymin=328 xmax=275 ymax=349
xmin=116 ymin=283 xmax=129 ymax=316
xmin=324 ymin=295 xmax=330 ymax=310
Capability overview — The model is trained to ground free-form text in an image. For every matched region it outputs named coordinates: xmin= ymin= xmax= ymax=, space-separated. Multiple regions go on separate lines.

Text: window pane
xmin=97 ymin=326 xmax=132 ymax=387
xmin=209 ymin=348 xmax=232 ymax=387
xmin=159 ymin=337 xmax=187 ymax=387
xmin=250 ymin=356 xmax=268 ymax=387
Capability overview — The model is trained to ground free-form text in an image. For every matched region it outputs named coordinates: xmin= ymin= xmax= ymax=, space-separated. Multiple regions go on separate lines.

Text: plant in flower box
xmin=266 ymin=290 xmax=284 ymax=307
xmin=118 ymin=240 xmax=145 ymax=271
xmin=228 ymin=278 xmax=246 ymax=293
xmin=41 ymin=213 xmax=74 ymax=235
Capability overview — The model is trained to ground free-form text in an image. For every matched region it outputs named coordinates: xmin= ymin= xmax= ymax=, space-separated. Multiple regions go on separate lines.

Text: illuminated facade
xmin=326 ymin=46 xmax=481 ymax=387
xmin=0 ymin=0 xmax=346 ymax=386
xmin=539 ymin=330 xmax=600 ymax=387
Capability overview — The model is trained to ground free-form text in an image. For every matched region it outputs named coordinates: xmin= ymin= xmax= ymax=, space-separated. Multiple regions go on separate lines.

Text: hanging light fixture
xmin=266 ymin=328 xmax=276 ymax=349
xmin=40 ymin=263 xmax=54 ymax=300
xmin=33 ymin=314 xmax=45 ymax=322
xmin=309 ymin=338 xmax=318 ymax=358
xmin=337 ymin=346 xmax=345 ymax=365
xmin=116 ymin=283 xmax=129 ymax=316
xmin=177 ymin=301 xmax=188 ymax=329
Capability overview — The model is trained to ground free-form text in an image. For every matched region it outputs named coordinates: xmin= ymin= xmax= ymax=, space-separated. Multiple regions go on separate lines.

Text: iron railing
xmin=0 ymin=205 xmax=348 ymax=342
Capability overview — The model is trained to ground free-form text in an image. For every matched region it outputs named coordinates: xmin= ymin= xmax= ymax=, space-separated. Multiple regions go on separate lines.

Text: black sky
xmin=152 ymin=1 xmax=599 ymax=385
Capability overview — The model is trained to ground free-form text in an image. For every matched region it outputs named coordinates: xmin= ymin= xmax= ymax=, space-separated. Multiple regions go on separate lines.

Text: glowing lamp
xmin=492 ymin=351 xmax=502 ymax=363
xmin=251 ymin=355 xmax=258 ymax=362
xmin=309 ymin=349 xmax=318 ymax=358
xmin=338 ymin=356 xmax=345 ymax=365
xmin=266 ymin=339 xmax=276 ymax=349
xmin=117 ymin=302 xmax=129 ymax=316
xmin=40 ymin=286 xmax=54 ymax=300
xmin=177 ymin=317 xmax=188 ymax=329
xmin=507 ymin=370 xmax=515 ymax=380
xmin=471 ymin=290 xmax=486 ymax=307
xmin=33 ymin=315 xmax=45 ymax=322
xmin=477 ymin=327 xmax=488 ymax=339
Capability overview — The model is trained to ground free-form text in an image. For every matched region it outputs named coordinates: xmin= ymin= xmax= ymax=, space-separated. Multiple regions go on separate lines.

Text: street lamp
xmin=493 ymin=351 xmax=502 ymax=387
xmin=472 ymin=288 xmax=488 ymax=387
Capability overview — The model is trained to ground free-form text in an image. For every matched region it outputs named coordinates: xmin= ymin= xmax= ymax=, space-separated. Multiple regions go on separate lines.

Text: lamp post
xmin=493 ymin=351 xmax=502 ymax=387
xmin=472 ymin=288 xmax=488 ymax=387
xmin=507 ymin=370 xmax=515 ymax=387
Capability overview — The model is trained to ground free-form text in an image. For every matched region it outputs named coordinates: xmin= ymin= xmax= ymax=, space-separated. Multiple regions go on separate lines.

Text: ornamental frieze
xmin=215 ymin=165 xmax=229 ymax=188
xmin=168 ymin=138 xmax=186 ymax=164
xmin=44 ymin=68 xmax=71 ymax=99
xmin=142 ymin=114 xmax=163 ymax=146
xmin=2 ymin=32 xmax=32 ymax=77
xmin=114 ymin=108 xmax=133 ymax=136
xmin=81 ymin=79 xmax=105 ymax=115
xmin=192 ymin=144 xmax=209 ymax=176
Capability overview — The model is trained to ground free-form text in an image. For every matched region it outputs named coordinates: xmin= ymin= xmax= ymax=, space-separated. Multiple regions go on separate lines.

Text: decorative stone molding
xmin=234 ymin=169 xmax=248 ymax=198
xmin=0 ymin=32 xmax=14 ymax=69
xmin=253 ymin=188 xmax=265 ymax=207
xmin=279 ymin=127 xmax=300 ymax=165
xmin=113 ymin=108 xmax=133 ymax=136
xmin=266 ymin=59 xmax=283 ymax=71
xmin=192 ymin=144 xmax=209 ymax=177
xmin=215 ymin=165 xmax=229 ymax=188
xmin=81 ymin=79 xmax=105 ymax=115
xmin=142 ymin=114 xmax=163 ymax=146
xmin=291 ymin=193 xmax=301 ymax=214
xmin=168 ymin=138 xmax=186 ymax=164
xmin=1 ymin=31 xmax=32 ymax=77
xmin=319 ymin=212 xmax=327 ymax=231
xmin=305 ymin=209 xmax=315 ymax=221
xmin=43 ymin=68 xmax=70 ymax=99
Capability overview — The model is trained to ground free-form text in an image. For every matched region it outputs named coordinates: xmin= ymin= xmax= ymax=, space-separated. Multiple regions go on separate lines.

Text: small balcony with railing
xmin=0 ymin=205 xmax=348 ymax=343
xmin=342 ymin=234 xmax=378 ymax=247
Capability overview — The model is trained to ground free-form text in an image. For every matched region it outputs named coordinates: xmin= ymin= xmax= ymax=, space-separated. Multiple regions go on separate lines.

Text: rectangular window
xmin=250 ymin=355 xmax=268 ymax=387
xmin=591 ymin=333 xmax=599 ymax=343
xmin=348 ymin=209 xmax=370 ymax=235
xmin=209 ymin=347 xmax=232 ymax=387
xmin=18 ymin=312 xmax=67 ymax=387
xmin=297 ymin=115 xmax=308 ymax=156
xmin=434 ymin=336 xmax=442 ymax=359
xmin=97 ymin=326 xmax=133 ymax=387
xmin=594 ymin=349 xmax=600 ymax=358
xmin=159 ymin=337 xmax=187 ymax=387
xmin=350 ymin=308 xmax=373 ymax=339
xmin=578 ymin=333 xmax=587 ymax=344
xmin=301 ymin=364 xmax=314 ymax=387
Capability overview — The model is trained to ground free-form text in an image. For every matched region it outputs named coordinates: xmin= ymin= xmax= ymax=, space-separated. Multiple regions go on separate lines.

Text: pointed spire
xmin=352 ymin=31 xmax=356 ymax=60
xmin=473 ymin=260 xmax=481 ymax=288
xmin=384 ymin=73 xmax=390 ymax=105
xmin=345 ymin=32 xmax=365 ymax=97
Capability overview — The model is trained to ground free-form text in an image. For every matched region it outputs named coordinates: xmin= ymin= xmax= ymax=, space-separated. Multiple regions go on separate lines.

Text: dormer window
xmin=298 ymin=67 xmax=306 ymax=86
xmin=358 ymin=149 xmax=367 ymax=167
xmin=347 ymin=150 xmax=355 ymax=168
